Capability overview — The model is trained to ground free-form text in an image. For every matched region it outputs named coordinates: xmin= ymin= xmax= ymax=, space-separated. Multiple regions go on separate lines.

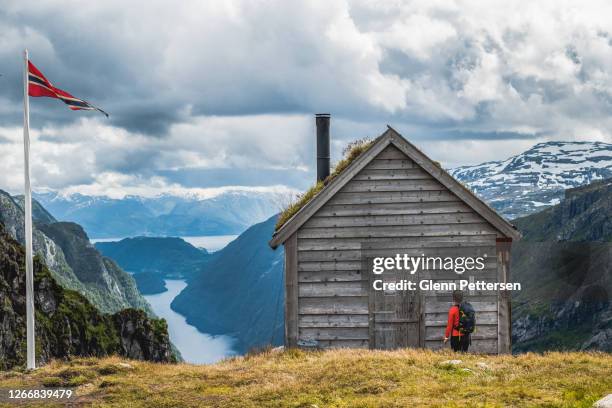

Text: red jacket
xmin=445 ymin=305 xmax=462 ymax=338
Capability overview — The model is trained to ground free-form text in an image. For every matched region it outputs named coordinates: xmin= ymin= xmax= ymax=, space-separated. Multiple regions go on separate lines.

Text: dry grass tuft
xmin=1 ymin=349 xmax=610 ymax=407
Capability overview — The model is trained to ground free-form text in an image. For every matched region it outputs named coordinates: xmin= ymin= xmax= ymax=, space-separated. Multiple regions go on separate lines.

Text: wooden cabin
xmin=270 ymin=122 xmax=520 ymax=354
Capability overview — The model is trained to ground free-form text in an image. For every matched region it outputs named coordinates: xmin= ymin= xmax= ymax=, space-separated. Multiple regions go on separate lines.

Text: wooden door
xmin=368 ymin=263 xmax=421 ymax=349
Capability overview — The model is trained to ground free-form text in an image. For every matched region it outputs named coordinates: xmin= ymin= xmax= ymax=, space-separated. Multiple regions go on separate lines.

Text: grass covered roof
xmin=275 ymin=137 xmax=375 ymax=231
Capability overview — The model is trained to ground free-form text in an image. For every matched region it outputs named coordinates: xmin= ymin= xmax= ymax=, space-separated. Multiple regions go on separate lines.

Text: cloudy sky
xmin=1 ymin=0 xmax=612 ymax=198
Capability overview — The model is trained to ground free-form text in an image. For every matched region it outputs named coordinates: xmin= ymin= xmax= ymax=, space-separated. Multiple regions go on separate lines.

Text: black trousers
xmin=451 ymin=335 xmax=470 ymax=352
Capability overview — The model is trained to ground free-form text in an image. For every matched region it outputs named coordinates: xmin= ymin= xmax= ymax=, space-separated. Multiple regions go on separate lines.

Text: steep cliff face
xmin=514 ymin=179 xmax=612 ymax=241
xmin=512 ymin=180 xmax=612 ymax=352
xmin=0 ymin=190 xmax=151 ymax=315
xmin=0 ymin=190 xmax=80 ymax=290
xmin=38 ymin=222 xmax=151 ymax=314
xmin=0 ymin=224 xmax=174 ymax=369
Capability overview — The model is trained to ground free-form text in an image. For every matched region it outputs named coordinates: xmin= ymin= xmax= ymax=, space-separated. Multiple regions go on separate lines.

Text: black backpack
xmin=456 ymin=301 xmax=476 ymax=335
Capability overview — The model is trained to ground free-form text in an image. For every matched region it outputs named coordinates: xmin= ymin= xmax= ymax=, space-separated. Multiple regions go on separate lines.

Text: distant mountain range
xmin=511 ymin=179 xmax=612 ymax=352
xmin=34 ymin=190 xmax=289 ymax=238
xmin=172 ymin=215 xmax=284 ymax=353
xmin=0 ymin=189 xmax=151 ymax=315
xmin=450 ymin=141 xmax=612 ymax=219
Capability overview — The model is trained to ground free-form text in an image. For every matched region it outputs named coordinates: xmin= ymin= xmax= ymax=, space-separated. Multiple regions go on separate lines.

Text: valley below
xmin=96 ymin=234 xmax=240 ymax=363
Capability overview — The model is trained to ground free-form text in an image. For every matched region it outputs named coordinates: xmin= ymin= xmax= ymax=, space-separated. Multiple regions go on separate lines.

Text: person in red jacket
xmin=443 ymin=290 xmax=470 ymax=352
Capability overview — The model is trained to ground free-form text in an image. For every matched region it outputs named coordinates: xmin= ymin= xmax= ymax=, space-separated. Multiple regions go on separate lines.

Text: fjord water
xmin=144 ymin=279 xmax=237 ymax=364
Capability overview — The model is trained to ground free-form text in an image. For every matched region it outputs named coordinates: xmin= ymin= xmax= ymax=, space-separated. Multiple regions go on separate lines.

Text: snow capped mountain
xmin=449 ymin=141 xmax=612 ymax=219
xmin=34 ymin=189 xmax=294 ymax=239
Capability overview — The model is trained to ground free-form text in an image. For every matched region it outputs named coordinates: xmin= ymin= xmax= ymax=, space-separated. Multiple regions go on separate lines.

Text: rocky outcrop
xmin=580 ymin=308 xmax=612 ymax=352
xmin=112 ymin=309 xmax=173 ymax=361
xmin=512 ymin=297 xmax=611 ymax=352
xmin=0 ymin=224 xmax=174 ymax=369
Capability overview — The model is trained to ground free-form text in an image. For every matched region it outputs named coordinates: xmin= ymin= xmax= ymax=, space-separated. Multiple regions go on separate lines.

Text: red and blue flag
xmin=27 ymin=60 xmax=108 ymax=117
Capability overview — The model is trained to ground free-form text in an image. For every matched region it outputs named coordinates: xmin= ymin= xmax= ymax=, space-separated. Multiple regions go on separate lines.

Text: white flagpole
xmin=23 ymin=49 xmax=35 ymax=370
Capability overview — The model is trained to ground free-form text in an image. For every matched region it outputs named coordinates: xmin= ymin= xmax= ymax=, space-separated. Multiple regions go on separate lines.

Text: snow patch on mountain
xmin=449 ymin=141 xmax=612 ymax=219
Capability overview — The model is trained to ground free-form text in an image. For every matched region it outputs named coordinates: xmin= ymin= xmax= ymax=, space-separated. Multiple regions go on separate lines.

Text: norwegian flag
xmin=27 ymin=60 xmax=108 ymax=117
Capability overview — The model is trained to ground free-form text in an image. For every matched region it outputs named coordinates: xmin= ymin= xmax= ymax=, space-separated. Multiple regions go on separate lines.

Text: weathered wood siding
xmin=294 ymin=145 xmax=505 ymax=352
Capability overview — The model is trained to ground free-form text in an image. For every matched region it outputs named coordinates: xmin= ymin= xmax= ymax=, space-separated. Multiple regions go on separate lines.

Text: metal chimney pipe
xmin=316 ymin=113 xmax=330 ymax=182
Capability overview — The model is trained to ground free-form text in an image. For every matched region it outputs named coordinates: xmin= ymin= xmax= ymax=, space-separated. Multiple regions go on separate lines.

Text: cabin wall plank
xmin=298 ymin=270 xmax=363 ymax=282
xmin=299 ymin=314 xmax=369 ymax=328
xmin=298 ymin=224 xmax=499 ymax=238
xmin=298 ymin=234 xmax=497 ymax=251
xmin=329 ymin=190 xmax=460 ymax=204
xmin=367 ymin=159 xmax=415 ymax=170
xmin=299 ymin=297 xmax=369 ymax=315
xmin=353 ymin=168 xmax=433 ymax=180
xmin=285 ymin=233 xmax=298 ymax=347
xmin=300 ymin=327 xmax=370 ymax=341
xmin=304 ymin=212 xmax=487 ymax=229
xmin=314 ymin=201 xmax=474 ymax=217
xmin=299 ymin=281 xmax=367 ymax=297
xmin=497 ymin=239 xmax=512 ymax=354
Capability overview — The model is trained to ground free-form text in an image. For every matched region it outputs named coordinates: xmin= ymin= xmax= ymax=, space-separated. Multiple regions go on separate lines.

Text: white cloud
xmin=57 ymin=174 xmax=297 ymax=200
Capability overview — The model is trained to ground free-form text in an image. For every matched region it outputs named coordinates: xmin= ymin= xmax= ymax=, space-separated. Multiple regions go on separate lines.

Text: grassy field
xmin=0 ymin=349 xmax=610 ymax=407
